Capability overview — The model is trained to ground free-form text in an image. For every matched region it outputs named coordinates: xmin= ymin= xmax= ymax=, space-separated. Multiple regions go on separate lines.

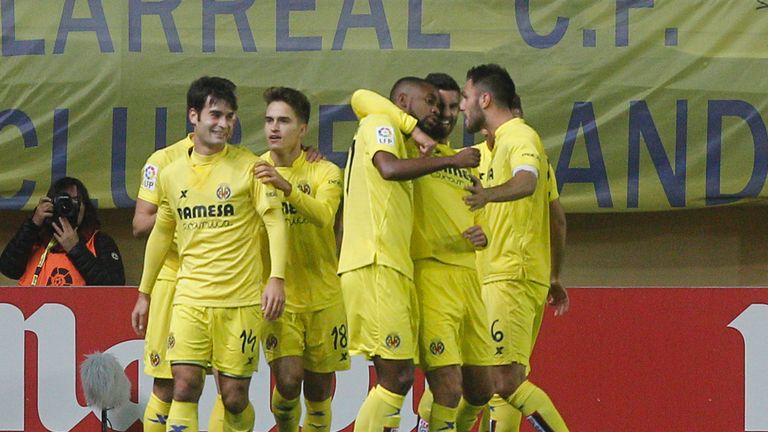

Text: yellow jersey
xmin=136 ymin=136 xmax=193 ymax=285
xmin=261 ymin=150 xmax=344 ymax=312
xmin=140 ymin=144 xmax=287 ymax=307
xmin=481 ymin=118 xmax=550 ymax=286
xmin=411 ymin=143 xmax=482 ymax=269
xmin=338 ymin=114 xmax=414 ymax=279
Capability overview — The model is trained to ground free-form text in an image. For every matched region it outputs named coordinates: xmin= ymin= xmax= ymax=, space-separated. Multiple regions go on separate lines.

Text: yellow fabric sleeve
xmin=262 ymin=206 xmax=288 ymax=280
xmin=547 ymin=163 xmax=560 ymax=202
xmin=138 ymin=205 xmax=175 ymax=294
xmin=350 ymin=89 xmax=418 ymax=134
xmin=284 ymin=164 xmax=342 ymax=229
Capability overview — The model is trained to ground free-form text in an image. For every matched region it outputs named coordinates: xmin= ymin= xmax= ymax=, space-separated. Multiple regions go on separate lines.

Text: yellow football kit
xmin=350 ymin=89 xmax=494 ymax=369
xmin=137 ymin=136 xmax=192 ymax=379
xmin=338 ymin=113 xmax=417 ymax=360
xmin=138 ymin=143 xmax=287 ymax=376
xmin=411 ymin=144 xmax=493 ymax=369
xmin=478 ymin=118 xmax=550 ymax=368
xmin=258 ymin=150 xmax=350 ymax=372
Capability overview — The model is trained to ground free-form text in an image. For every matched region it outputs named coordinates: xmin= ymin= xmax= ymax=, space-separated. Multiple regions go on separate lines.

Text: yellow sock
xmin=166 ymin=400 xmax=199 ymax=432
xmin=304 ymin=397 xmax=333 ymax=432
xmin=223 ymin=401 xmax=255 ymax=432
xmin=417 ymin=388 xmax=434 ymax=421
xmin=206 ymin=394 xmax=224 ymax=432
xmin=143 ymin=392 xmax=171 ymax=432
xmin=506 ymin=381 xmax=568 ymax=432
xmin=455 ymin=397 xmax=483 ymax=432
xmin=429 ymin=402 xmax=458 ymax=431
xmin=355 ymin=385 xmax=405 ymax=431
xmin=489 ymin=394 xmax=521 ymax=432
xmin=271 ymin=387 xmax=301 ymax=432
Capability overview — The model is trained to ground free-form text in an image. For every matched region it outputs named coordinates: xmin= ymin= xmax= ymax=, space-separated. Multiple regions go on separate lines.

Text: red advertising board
xmin=1 ymin=287 xmax=766 ymax=431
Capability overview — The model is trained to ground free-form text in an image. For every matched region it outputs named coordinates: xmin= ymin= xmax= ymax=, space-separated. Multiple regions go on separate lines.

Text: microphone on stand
xmin=80 ymin=352 xmax=131 ymax=432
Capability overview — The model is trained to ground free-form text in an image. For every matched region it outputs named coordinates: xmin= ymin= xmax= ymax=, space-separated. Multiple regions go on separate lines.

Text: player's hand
xmin=547 ymin=279 xmax=569 ymax=316
xmin=52 ymin=217 xmax=80 ymax=252
xmin=462 ymin=225 xmax=488 ymax=248
xmin=464 ymin=175 xmax=489 ymax=211
xmin=31 ymin=196 xmax=53 ymax=227
xmin=302 ymin=145 xmax=326 ymax=163
xmin=451 ymin=147 xmax=480 ymax=168
xmin=262 ymin=277 xmax=286 ymax=321
xmin=410 ymin=126 xmax=437 ymax=156
xmin=254 ymin=161 xmax=292 ymax=196
xmin=131 ymin=292 xmax=151 ymax=337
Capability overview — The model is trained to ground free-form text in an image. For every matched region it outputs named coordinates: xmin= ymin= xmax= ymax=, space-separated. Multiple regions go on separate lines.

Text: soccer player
xmin=476 ymin=131 xmax=570 ymax=432
xmin=349 ymin=73 xmax=496 ymax=432
xmin=252 ymin=86 xmax=350 ymax=432
xmin=130 ymin=94 xmax=229 ymax=431
xmin=339 ymin=76 xmax=480 ymax=431
xmin=461 ymin=64 xmax=569 ymax=432
xmin=134 ymin=76 xmax=288 ymax=432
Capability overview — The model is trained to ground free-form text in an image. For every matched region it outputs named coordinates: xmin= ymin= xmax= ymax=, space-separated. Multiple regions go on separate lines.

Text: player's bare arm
xmin=131 ymin=292 xmax=151 ymax=337
xmin=132 ymin=199 xmax=158 ymax=237
xmin=463 ymin=170 xmax=537 ymax=211
xmin=548 ymin=198 xmax=569 ymax=316
xmin=372 ymin=147 xmax=479 ymax=181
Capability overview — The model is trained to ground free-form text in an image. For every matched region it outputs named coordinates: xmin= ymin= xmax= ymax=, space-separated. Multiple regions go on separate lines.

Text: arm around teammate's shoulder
xmin=372 ymin=147 xmax=480 ymax=181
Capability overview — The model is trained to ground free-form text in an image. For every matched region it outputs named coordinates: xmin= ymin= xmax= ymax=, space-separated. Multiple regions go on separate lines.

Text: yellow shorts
xmin=260 ymin=301 xmax=351 ymax=373
xmin=482 ymin=279 xmax=548 ymax=368
xmin=415 ymin=260 xmax=494 ymax=370
xmin=143 ymin=278 xmax=175 ymax=379
xmin=340 ymin=265 xmax=418 ymax=360
xmin=167 ymin=304 xmax=262 ymax=377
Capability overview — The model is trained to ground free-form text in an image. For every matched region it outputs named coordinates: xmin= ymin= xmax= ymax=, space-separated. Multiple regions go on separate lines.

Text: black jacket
xmin=0 ymin=218 xmax=126 ymax=286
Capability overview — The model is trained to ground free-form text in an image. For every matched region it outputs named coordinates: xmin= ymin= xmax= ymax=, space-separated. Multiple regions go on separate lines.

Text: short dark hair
xmin=46 ymin=176 xmax=99 ymax=238
xmin=187 ymin=76 xmax=238 ymax=113
xmin=466 ymin=64 xmax=517 ymax=110
xmin=263 ymin=87 xmax=311 ymax=124
xmin=425 ymin=72 xmax=460 ymax=93
xmin=389 ymin=76 xmax=430 ymax=101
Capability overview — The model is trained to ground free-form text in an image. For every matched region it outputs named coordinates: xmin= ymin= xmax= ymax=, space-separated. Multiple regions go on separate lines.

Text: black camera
xmin=46 ymin=193 xmax=81 ymax=228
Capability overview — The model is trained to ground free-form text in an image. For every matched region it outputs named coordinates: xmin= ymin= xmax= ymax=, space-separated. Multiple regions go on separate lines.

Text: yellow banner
xmin=1 ymin=0 xmax=767 ymax=211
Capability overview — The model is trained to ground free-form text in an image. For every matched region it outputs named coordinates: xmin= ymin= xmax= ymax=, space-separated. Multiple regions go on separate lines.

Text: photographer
xmin=0 ymin=177 xmax=125 ymax=286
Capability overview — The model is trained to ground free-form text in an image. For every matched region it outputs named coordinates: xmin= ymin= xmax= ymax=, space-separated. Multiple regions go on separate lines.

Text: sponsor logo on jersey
xmin=142 ymin=164 xmax=158 ymax=191
xmin=431 ymin=166 xmax=473 ymax=186
xmin=376 ymin=126 xmax=395 ymax=145
xmin=216 ymin=184 xmax=232 ymax=200
xmin=177 ymin=203 xmax=235 ymax=220
xmin=385 ymin=333 xmax=401 ymax=349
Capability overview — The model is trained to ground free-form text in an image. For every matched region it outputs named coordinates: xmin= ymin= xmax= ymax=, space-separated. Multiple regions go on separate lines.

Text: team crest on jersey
xmin=376 ymin=126 xmax=395 ymax=145
xmin=150 ymin=351 xmax=161 ymax=367
xmin=265 ymin=334 xmax=278 ymax=351
xmin=297 ymin=182 xmax=311 ymax=195
xmin=142 ymin=164 xmax=159 ymax=191
xmin=167 ymin=334 xmax=175 ymax=350
xmin=429 ymin=340 xmax=445 ymax=356
xmin=216 ymin=184 xmax=232 ymax=201
xmin=385 ymin=333 xmax=401 ymax=349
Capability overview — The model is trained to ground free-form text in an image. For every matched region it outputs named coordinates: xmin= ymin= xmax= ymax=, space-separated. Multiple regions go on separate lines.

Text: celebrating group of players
xmin=130 ymin=63 xmax=570 ymax=432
